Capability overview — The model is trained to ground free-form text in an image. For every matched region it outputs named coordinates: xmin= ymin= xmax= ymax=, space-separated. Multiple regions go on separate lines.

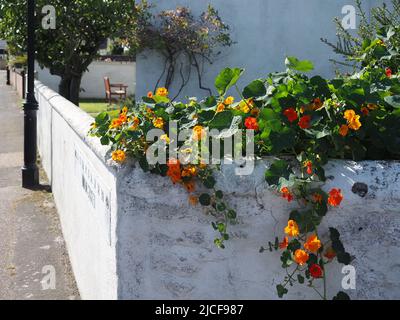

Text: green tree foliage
xmin=0 ymin=0 xmax=135 ymax=105
xmin=322 ymin=0 xmax=400 ymax=72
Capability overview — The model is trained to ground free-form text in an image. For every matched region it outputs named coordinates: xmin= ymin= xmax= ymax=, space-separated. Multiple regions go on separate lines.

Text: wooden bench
xmin=104 ymin=77 xmax=128 ymax=104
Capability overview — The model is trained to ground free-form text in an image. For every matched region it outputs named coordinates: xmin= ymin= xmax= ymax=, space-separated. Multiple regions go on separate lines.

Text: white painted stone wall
xmin=136 ymin=0 xmax=384 ymax=100
xmin=36 ymin=81 xmax=400 ymax=300
xmin=36 ymin=81 xmax=119 ymax=299
xmin=35 ymin=60 xmax=136 ymax=99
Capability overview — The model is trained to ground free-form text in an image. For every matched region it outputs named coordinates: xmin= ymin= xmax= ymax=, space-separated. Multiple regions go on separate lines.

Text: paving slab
xmin=0 ymin=70 xmax=79 ymax=300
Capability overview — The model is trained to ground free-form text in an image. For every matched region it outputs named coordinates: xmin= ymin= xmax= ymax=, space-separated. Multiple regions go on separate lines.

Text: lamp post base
xmin=22 ymin=165 xmax=39 ymax=188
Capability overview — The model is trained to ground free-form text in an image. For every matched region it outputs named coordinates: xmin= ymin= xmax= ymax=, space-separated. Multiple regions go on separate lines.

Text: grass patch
xmin=80 ymin=99 xmax=120 ymax=119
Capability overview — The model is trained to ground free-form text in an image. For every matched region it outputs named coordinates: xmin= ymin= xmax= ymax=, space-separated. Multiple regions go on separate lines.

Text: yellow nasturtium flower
xmin=344 ymin=110 xmax=362 ymax=131
xmin=111 ymin=150 xmax=126 ymax=163
xmin=156 ymin=87 xmax=169 ymax=97
xmin=284 ymin=220 xmax=299 ymax=237
xmin=153 ymin=117 xmax=164 ymax=129
xmin=224 ymin=96 xmax=234 ymax=105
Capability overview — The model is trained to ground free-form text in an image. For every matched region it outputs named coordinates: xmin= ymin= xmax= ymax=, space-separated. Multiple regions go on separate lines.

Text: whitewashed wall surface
xmin=35 ymin=81 xmax=400 ymax=300
xmin=35 ymin=60 xmax=136 ymax=99
xmin=136 ymin=0 xmax=385 ymax=100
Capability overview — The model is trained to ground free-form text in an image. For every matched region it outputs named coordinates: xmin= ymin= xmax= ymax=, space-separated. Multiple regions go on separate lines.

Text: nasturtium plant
xmin=90 ymin=53 xmax=399 ymax=300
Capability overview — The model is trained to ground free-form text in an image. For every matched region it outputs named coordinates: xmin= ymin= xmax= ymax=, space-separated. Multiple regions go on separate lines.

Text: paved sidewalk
xmin=0 ymin=70 xmax=79 ymax=300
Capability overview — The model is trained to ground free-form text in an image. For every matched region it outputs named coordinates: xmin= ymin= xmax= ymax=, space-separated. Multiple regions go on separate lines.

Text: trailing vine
xmin=123 ymin=1 xmax=234 ymax=99
xmin=90 ymin=39 xmax=399 ymax=299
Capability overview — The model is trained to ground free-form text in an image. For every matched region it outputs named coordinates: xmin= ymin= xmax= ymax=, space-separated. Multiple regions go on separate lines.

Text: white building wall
xmin=136 ymin=0 xmax=383 ymax=100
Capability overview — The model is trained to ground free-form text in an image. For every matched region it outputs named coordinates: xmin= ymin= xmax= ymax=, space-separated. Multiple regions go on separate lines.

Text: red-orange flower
xmin=328 ymin=188 xmax=343 ymax=207
xmin=279 ymin=236 xmax=289 ymax=249
xmin=312 ymin=98 xmax=323 ymax=110
xmin=283 ymin=108 xmax=298 ymax=123
xmin=167 ymin=159 xmax=182 ymax=184
xmin=361 ymin=107 xmax=369 ymax=116
xmin=119 ymin=113 xmax=128 ymax=123
xmin=244 ymin=117 xmax=259 ymax=131
xmin=309 ymin=264 xmax=323 ymax=278
xmin=147 ymin=91 xmax=154 ymax=98
xmin=298 ymin=115 xmax=311 ymax=129
xmin=339 ymin=124 xmax=349 ymax=137
xmin=281 ymin=187 xmax=294 ymax=203
xmin=386 ymin=68 xmax=392 ymax=78
xmin=304 ymin=161 xmax=313 ymax=175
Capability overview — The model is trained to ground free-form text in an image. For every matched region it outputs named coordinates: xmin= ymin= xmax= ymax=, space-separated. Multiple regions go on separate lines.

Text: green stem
xmin=234 ymin=85 xmax=253 ymax=110
xmin=282 ymin=266 xmax=299 ymax=288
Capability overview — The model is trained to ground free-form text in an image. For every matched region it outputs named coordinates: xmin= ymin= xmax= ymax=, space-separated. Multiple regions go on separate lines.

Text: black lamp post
xmin=22 ymin=0 xmax=39 ymax=188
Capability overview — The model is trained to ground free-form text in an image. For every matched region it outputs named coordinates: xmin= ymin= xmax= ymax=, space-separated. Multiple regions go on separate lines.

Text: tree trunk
xmin=58 ymin=74 xmax=82 ymax=106
xmin=69 ymin=75 xmax=82 ymax=106
xmin=59 ymin=76 xmax=71 ymax=101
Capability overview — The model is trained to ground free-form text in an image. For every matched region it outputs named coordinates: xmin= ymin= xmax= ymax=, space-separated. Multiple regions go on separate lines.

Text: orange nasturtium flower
xmin=348 ymin=115 xmax=361 ymax=130
xmin=386 ymin=67 xmax=392 ymax=78
xmin=147 ymin=91 xmax=154 ymax=98
xmin=119 ymin=113 xmax=128 ymax=123
xmin=284 ymin=220 xmax=299 ymax=237
xmin=339 ymin=124 xmax=349 ymax=137
xmin=298 ymin=115 xmax=311 ymax=129
xmin=244 ymin=117 xmax=259 ymax=131
xmin=250 ymin=107 xmax=260 ymax=117
xmin=156 ymin=87 xmax=169 ymax=97
xmin=111 ymin=150 xmax=126 ymax=163
xmin=130 ymin=117 xmax=140 ymax=130
xmin=367 ymin=103 xmax=379 ymax=110
xmin=109 ymin=118 xmax=122 ymax=129
xmin=304 ymin=161 xmax=313 ymax=175
xmin=224 ymin=96 xmax=235 ymax=105
xmin=304 ymin=234 xmax=322 ymax=253
xmin=328 ymin=188 xmax=343 ymax=207
xmin=283 ymin=108 xmax=298 ymax=123
xmin=344 ymin=110 xmax=362 ymax=131
xmin=361 ymin=107 xmax=369 ymax=116
xmin=312 ymin=98 xmax=323 ymax=110
xmin=294 ymin=249 xmax=309 ymax=266
xmin=153 ymin=117 xmax=164 ymax=129
xmin=167 ymin=159 xmax=181 ymax=184
xmin=344 ymin=110 xmax=356 ymax=121
xmin=281 ymin=187 xmax=294 ymax=203
xmin=216 ymin=103 xmax=225 ymax=113
xmin=181 ymin=166 xmax=197 ymax=177
xmin=279 ymin=236 xmax=289 ymax=249
xmin=193 ymin=125 xmax=206 ymax=141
